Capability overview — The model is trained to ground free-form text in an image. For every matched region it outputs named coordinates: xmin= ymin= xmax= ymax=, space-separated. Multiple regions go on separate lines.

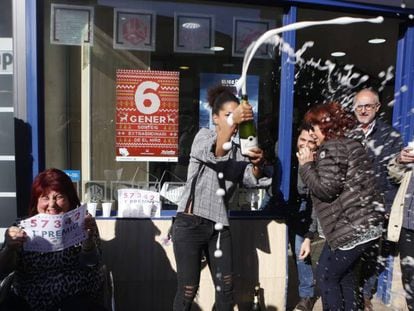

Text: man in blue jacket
xmin=353 ymin=88 xmax=403 ymax=310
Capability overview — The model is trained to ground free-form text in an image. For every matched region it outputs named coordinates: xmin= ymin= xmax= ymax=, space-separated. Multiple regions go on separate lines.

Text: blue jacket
xmin=362 ymin=119 xmax=403 ymax=213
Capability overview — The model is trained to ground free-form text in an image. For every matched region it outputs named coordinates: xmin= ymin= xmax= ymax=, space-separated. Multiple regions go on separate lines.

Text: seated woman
xmin=0 ymin=168 xmax=106 ymax=311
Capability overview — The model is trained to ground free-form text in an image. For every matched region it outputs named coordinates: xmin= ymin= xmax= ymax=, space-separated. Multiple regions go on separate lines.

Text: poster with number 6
xmin=116 ymin=69 xmax=180 ymax=162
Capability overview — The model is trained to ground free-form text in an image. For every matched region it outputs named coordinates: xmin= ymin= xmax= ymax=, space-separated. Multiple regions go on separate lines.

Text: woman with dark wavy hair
xmin=297 ymin=102 xmax=383 ymax=311
xmin=172 ymin=86 xmax=270 ymax=310
xmin=0 ymin=168 xmax=106 ymax=311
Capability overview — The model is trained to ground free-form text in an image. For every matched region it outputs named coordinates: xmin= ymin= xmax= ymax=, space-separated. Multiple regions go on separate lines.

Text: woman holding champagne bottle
xmin=172 ymin=86 xmax=270 ymax=310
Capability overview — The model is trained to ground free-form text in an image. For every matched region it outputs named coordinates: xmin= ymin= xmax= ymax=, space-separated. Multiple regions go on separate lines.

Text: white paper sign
xmin=50 ymin=4 xmax=94 ymax=46
xmin=117 ymin=188 xmax=161 ymax=218
xmin=20 ymin=205 xmax=87 ymax=252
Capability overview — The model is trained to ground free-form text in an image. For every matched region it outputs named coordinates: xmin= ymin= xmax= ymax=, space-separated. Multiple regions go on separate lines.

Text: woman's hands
xmin=0 ymin=226 xmax=24 ymax=274
xmin=296 ymin=146 xmax=315 ymax=165
xmin=82 ymin=214 xmax=99 ymax=251
xmin=4 ymin=226 xmax=26 ymax=251
xmin=84 ymin=214 xmax=98 ymax=238
xmin=215 ymin=101 xmax=254 ymax=157
xmin=246 ymin=147 xmax=265 ymax=178
xmin=397 ymin=147 xmax=414 ymax=164
xmin=247 ymin=147 xmax=264 ymax=166
xmin=231 ymin=102 xmax=253 ymax=125
xmin=298 ymin=238 xmax=311 ymax=260
xmin=80 ymin=215 xmax=101 ymax=266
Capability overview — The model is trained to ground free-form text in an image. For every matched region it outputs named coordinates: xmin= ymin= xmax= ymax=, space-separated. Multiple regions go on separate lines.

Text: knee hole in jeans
xmin=219 ymin=274 xmax=233 ymax=294
xmin=183 ymin=285 xmax=199 ymax=301
xmin=223 ymin=274 xmax=232 ymax=285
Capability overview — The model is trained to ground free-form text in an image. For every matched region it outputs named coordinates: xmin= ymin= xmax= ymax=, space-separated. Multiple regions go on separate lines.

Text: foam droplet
xmin=222 ymin=142 xmax=232 ymax=151
xmin=216 ymin=188 xmax=225 ymax=197
xmin=215 ymin=223 xmax=224 ymax=231
xmin=214 ymin=249 xmax=223 ymax=258
xmin=401 ymin=2 xmax=406 ymax=8
xmin=216 ymin=285 xmax=222 ymax=292
xmin=218 ymin=172 xmax=224 ymax=179
xmin=387 ymin=100 xmax=395 ymax=107
xmin=409 ymin=14 xmax=414 ymax=19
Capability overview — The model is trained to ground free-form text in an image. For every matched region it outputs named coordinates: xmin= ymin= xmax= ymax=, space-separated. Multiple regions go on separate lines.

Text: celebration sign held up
xmin=20 ymin=205 xmax=87 ymax=253
xmin=116 ymin=69 xmax=180 ymax=162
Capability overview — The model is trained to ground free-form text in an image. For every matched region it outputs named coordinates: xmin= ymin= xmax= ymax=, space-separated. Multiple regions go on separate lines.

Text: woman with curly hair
xmin=297 ymin=102 xmax=383 ymax=311
xmin=172 ymin=85 xmax=270 ymax=310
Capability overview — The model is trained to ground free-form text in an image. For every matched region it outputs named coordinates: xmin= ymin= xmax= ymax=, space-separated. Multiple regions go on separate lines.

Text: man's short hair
xmin=298 ymin=122 xmax=313 ymax=133
xmin=353 ymin=88 xmax=380 ymax=106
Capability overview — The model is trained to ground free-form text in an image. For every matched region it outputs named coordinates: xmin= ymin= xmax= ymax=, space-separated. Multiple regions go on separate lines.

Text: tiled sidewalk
xmin=312 ymin=297 xmax=395 ymax=311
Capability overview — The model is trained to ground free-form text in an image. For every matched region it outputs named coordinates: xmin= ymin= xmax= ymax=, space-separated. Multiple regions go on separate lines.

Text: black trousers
xmin=172 ymin=213 xmax=234 ymax=311
xmin=399 ymin=227 xmax=414 ymax=311
xmin=316 ymin=239 xmax=377 ymax=311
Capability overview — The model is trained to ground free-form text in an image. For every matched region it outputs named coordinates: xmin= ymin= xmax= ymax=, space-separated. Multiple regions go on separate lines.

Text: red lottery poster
xmin=116 ymin=70 xmax=179 ymax=162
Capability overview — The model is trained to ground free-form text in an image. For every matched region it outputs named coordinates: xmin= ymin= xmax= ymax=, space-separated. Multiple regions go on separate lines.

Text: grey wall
xmin=0 ymin=0 xmax=17 ymax=227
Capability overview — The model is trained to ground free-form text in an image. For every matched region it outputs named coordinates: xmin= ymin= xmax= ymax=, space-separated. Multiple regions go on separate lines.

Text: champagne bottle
xmin=238 ymin=94 xmax=258 ymax=156
xmin=250 ymin=285 xmax=261 ymax=311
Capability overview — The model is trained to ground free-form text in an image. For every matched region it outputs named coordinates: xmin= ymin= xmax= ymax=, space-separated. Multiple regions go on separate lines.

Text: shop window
xmin=42 ymin=0 xmax=283 ymax=214
xmin=290 ymin=8 xmax=405 ymax=198
xmin=293 ymin=8 xmax=403 ymax=125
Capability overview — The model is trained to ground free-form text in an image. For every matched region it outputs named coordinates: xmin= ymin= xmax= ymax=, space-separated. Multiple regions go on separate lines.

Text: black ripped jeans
xmin=172 ymin=213 xmax=234 ymax=311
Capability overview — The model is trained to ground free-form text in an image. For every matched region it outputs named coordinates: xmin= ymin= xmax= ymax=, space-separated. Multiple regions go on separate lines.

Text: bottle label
xmin=240 ymin=136 xmax=258 ymax=156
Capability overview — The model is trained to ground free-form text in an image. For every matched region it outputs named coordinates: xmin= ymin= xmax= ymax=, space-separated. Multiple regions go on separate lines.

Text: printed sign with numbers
xmin=20 ymin=205 xmax=87 ymax=252
xmin=116 ymin=69 xmax=180 ymax=162
xmin=117 ymin=188 xmax=161 ymax=218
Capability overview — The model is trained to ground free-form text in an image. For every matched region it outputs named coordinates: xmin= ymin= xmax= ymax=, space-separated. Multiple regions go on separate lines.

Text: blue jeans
xmin=288 ymin=200 xmax=315 ymax=298
xmin=293 ymin=234 xmax=315 ymax=298
xmin=172 ymin=213 xmax=234 ymax=311
xmin=317 ymin=240 xmax=377 ymax=311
